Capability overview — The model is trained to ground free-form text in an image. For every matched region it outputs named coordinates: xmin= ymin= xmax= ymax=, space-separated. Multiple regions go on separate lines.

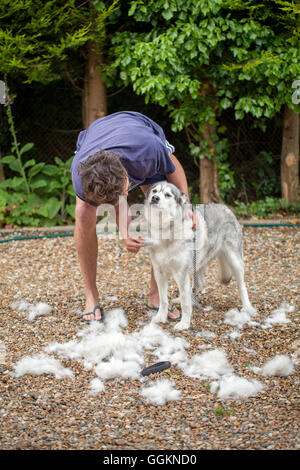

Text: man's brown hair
xmin=79 ymin=150 xmax=128 ymax=205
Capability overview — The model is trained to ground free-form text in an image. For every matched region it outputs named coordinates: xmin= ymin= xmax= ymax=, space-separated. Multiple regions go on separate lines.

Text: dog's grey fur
xmin=144 ymin=181 xmax=256 ymax=331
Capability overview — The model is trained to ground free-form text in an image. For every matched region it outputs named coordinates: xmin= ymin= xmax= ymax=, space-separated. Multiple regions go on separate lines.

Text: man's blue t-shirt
xmin=71 ymin=111 xmax=176 ymax=204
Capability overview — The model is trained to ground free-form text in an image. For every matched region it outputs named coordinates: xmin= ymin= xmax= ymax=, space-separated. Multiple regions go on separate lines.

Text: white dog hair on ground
xmin=45 ymin=311 xmax=144 ymax=370
xmin=45 ymin=309 xmax=190 ymax=381
xmin=95 ymin=358 xmax=142 ymax=380
xmin=260 ymin=355 xmax=295 ymax=377
xmin=141 ymin=379 xmax=181 ymax=406
xmin=12 ymin=301 xmax=296 ymax=404
xmin=89 ymin=378 xmax=105 ymax=395
xmin=105 ymin=296 xmax=119 ymax=302
xmin=262 ymin=303 xmax=293 ymax=329
xmin=243 ymin=346 xmax=257 ymax=355
xmin=27 ymin=302 xmax=52 ymax=322
xmin=11 ymin=300 xmax=31 ymax=311
xmin=11 ymin=300 xmax=52 ymax=322
xmin=223 ymin=308 xmax=259 ymax=329
xmin=13 ymin=353 xmax=74 ymax=379
xmin=181 ymin=349 xmax=233 ymax=379
xmin=104 ymin=307 xmax=129 ymax=332
xmin=196 ymin=330 xmax=217 ymax=340
xmin=210 ymin=374 xmax=265 ymax=399
xmin=132 ymin=323 xmax=189 ymax=366
xmin=222 ymin=330 xmax=242 ymax=341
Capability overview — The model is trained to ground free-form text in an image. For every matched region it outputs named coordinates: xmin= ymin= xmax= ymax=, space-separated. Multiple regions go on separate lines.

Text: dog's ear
xmin=170 ymin=185 xmax=188 ymax=206
xmin=179 ymin=192 xmax=189 ymax=206
xmin=145 ymin=186 xmax=152 ymax=200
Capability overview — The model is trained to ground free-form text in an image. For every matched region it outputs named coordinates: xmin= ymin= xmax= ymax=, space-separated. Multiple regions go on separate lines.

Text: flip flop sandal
xmin=141 ymin=361 xmax=171 ymax=377
xmin=145 ymin=304 xmax=182 ymax=322
xmin=145 ymin=304 xmax=159 ymax=312
xmin=82 ymin=305 xmax=104 ymax=324
xmin=167 ymin=306 xmax=182 ymax=322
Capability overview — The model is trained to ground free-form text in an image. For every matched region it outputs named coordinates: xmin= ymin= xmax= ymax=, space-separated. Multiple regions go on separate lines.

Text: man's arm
xmin=166 ymin=153 xmax=190 ymax=200
xmin=115 ymin=197 xmax=144 ymax=253
xmin=166 ymin=153 xmax=198 ymax=229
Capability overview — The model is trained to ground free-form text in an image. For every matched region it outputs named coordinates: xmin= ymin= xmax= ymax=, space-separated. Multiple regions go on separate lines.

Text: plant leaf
xmin=20 ymin=143 xmax=34 ymax=155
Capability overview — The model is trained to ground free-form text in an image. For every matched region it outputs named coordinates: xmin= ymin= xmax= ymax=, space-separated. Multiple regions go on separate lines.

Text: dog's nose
xmin=151 ymin=195 xmax=160 ymax=203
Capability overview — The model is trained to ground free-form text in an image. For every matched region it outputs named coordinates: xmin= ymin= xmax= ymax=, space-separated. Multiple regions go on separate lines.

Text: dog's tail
xmin=217 ymin=254 xmax=232 ymax=285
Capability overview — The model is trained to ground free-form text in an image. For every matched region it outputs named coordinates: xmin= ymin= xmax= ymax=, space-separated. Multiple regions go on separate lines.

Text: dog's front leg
xmin=173 ymin=271 xmax=192 ymax=331
xmin=151 ymin=267 xmax=169 ymax=324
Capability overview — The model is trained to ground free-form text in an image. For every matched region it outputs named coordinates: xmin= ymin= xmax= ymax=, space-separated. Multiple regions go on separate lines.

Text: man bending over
xmin=71 ymin=111 xmax=194 ymax=322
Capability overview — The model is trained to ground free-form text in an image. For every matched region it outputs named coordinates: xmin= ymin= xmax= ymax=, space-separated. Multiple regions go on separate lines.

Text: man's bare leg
xmin=74 ymin=196 xmax=102 ymax=321
xmin=140 ymin=185 xmax=180 ymax=320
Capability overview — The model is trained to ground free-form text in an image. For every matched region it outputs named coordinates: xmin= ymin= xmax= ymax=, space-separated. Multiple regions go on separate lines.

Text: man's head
xmin=79 ymin=150 xmax=128 ymax=205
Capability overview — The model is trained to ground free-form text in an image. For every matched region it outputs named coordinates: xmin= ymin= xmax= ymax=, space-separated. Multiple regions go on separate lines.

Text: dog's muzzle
xmin=151 ymin=195 xmax=160 ymax=204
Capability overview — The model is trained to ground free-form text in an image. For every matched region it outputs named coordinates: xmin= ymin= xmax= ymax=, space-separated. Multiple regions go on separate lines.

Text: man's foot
xmin=82 ymin=305 xmax=104 ymax=323
xmin=82 ymin=294 xmax=103 ymax=321
xmin=146 ymin=302 xmax=182 ymax=321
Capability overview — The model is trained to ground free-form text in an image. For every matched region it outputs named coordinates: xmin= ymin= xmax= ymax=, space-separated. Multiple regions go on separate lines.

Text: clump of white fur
xmin=89 ymin=378 xmax=105 ymax=395
xmin=11 ymin=300 xmax=52 ymax=322
xmin=13 ymin=353 xmax=74 ymax=379
xmin=223 ymin=308 xmax=259 ymax=329
xmin=45 ymin=309 xmax=189 ymax=382
xmin=135 ymin=323 xmax=189 ymax=365
xmin=141 ymin=379 xmax=181 ymax=405
xmin=210 ymin=374 xmax=265 ymax=399
xmin=181 ymin=349 xmax=233 ymax=379
xmin=262 ymin=303 xmax=293 ymax=329
xmin=260 ymin=355 xmax=294 ymax=377
xmin=95 ymin=358 xmax=141 ymax=380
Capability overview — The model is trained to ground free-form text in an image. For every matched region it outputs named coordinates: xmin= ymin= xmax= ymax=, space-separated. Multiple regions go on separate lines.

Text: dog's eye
xmin=152 ymin=189 xmax=157 ymax=194
xmin=165 ymin=193 xmax=172 ymax=198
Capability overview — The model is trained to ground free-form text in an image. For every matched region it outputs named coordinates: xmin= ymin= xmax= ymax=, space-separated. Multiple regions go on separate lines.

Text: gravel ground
xmin=0 ymin=223 xmax=299 ymax=450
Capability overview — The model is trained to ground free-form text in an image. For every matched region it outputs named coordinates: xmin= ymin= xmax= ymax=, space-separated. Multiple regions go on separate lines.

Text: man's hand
xmin=123 ymin=236 xmax=145 ymax=253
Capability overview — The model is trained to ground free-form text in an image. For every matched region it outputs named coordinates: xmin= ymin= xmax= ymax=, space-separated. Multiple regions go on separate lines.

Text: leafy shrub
xmin=234 ymin=197 xmax=300 ymax=219
xmin=0 ymin=100 xmax=75 ymax=227
xmin=0 ymin=152 xmax=75 ymax=227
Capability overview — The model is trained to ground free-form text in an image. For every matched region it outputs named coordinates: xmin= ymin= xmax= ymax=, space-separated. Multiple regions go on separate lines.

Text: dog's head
xmin=144 ymin=182 xmax=189 ymax=226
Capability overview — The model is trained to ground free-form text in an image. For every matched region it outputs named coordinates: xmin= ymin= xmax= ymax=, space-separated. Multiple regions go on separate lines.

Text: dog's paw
xmin=174 ymin=320 xmax=190 ymax=331
xmin=151 ymin=312 xmax=168 ymax=324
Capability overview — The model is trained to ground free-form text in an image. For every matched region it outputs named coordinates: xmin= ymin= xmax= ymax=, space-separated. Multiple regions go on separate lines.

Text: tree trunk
xmin=281 ymin=106 xmax=299 ymax=203
xmin=82 ymin=41 xmax=107 ymax=128
xmin=200 ymin=121 xmax=222 ymax=204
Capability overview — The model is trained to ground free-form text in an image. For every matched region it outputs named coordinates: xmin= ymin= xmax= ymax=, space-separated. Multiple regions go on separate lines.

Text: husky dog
xmin=144 ymin=181 xmax=256 ymax=331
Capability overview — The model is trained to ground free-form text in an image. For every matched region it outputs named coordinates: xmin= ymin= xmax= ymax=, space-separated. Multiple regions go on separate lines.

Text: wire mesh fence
xmin=0 ymin=82 xmax=284 ymax=204
xmin=221 ymin=109 xmax=282 ymax=202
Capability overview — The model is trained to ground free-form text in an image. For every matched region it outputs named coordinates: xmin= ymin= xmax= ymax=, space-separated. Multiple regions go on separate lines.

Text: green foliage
xmin=250 ymin=151 xmax=280 ymax=198
xmin=0 ymin=101 xmax=75 ymax=227
xmin=214 ymin=406 xmax=235 ymax=416
xmin=106 ymin=0 xmax=300 ymax=188
xmin=218 ymin=159 xmax=236 ymax=202
xmin=0 ymin=155 xmax=76 ymax=227
xmin=188 ymin=181 xmax=201 ymax=206
xmin=0 ymin=156 xmax=76 ymax=228
xmin=234 ymin=197 xmax=300 ymax=219
xmin=0 ymin=0 xmax=119 ymax=84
